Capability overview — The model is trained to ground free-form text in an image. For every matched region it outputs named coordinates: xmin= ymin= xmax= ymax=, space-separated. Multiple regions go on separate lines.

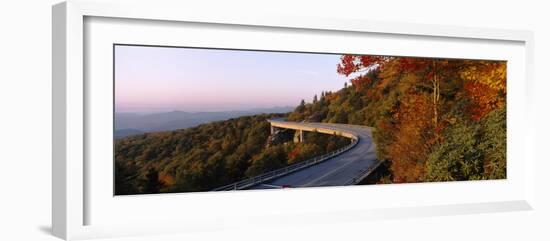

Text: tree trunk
xmin=432 ymin=60 xmax=439 ymax=128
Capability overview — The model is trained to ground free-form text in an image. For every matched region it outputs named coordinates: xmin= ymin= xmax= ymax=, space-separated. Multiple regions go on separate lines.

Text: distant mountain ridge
xmin=114 ymin=106 xmax=294 ymax=138
xmin=114 ymin=128 xmax=145 ymax=139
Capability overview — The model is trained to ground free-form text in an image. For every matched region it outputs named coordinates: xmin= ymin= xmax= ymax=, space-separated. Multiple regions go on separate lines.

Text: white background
xmin=0 ymin=0 xmax=548 ymax=240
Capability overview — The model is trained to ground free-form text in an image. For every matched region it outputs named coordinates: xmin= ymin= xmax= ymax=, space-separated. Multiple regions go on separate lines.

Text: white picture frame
xmin=52 ymin=0 xmax=535 ymax=240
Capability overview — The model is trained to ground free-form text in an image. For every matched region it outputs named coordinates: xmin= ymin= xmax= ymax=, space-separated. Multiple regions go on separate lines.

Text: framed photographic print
xmin=52 ymin=0 xmax=535 ymax=240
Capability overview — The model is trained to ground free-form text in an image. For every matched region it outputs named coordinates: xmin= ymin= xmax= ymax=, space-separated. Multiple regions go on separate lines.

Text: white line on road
xmin=302 ymin=158 xmax=358 ymax=187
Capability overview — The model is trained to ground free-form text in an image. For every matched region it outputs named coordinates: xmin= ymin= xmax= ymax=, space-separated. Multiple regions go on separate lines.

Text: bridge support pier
xmin=294 ymin=130 xmax=304 ymax=143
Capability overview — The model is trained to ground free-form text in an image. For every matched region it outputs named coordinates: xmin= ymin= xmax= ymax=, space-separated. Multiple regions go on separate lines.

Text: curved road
xmin=249 ymin=120 xmax=379 ymax=189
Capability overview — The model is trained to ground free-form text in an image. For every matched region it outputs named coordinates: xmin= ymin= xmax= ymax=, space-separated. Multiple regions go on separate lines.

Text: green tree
xmin=246 ymin=146 xmax=287 ymax=177
xmin=114 ymin=161 xmax=139 ymax=195
xmin=479 ymin=107 xmax=506 ymax=179
xmin=426 ymin=119 xmax=484 ymax=182
xmin=141 ymin=167 xmax=164 ymax=194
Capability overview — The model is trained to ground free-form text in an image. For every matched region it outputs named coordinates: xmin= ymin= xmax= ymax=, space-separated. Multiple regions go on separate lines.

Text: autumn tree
xmin=460 ymin=61 xmax=506 ymax=120
xmin=337 ymin=55 xmax=456 ymax=130
xmin=336 ymin=55 xmax=506 ymax=183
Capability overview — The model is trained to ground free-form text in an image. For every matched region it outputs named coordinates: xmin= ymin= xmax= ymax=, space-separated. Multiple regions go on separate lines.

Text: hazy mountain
xmin=114 ymin=106 xmax=294 ymax=138
xmin=114 ymin=128 xmax=145 ymax=139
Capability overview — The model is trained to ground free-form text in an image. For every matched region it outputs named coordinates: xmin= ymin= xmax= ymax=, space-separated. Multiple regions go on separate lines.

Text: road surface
xmin=249 ymin=120 xmax=379 ymax=189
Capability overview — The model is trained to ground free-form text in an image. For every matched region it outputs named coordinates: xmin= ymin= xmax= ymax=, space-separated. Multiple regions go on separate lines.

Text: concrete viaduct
xmin=212 ymin=119 xmax=381 ymax=191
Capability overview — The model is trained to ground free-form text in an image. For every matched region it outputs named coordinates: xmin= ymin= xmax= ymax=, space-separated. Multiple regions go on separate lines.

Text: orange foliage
xmin=324 ymin=92 xmax=338 ymax=102
xmin=335 ymin=55 xmax=506 ymax=183
xmin=460 ymin=61 xmax=506 ymax=93
xmin=336 ymin=55 xmax=388 ymax=76
xmin=159 ymin=172 xmax=175 ymax=186
xmin=463 ymin=81 xmax=503 ymax=121
xmin=460 ymin=61 xmax=506 ymax=121
xmin=386 ymin=93 xmax=434 ymax=183
xmin=288 ymin=145 xmax=301 ymax=160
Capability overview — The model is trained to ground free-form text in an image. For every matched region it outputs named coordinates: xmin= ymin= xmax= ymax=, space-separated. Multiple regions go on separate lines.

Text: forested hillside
xmin=115 ymin=54 xmax=506 ymax=195
xmin=115 ymin=114 xmax=350 ymax=194
xmin=289 ymin=56 xmax=506 ymax=183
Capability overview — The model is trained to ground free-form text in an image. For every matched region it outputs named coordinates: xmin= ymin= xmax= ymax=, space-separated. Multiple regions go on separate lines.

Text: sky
xmin=114 ymin=45 xmax=349 ymax=112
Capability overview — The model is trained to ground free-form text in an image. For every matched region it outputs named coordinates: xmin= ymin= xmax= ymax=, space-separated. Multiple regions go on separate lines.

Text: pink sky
xmin=115 ymin=45 xmax=348 ymax=112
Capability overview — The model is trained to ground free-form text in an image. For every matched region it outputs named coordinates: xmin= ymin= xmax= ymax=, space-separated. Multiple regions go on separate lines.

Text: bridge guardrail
xmin=269 ymin=119 xmax=374 ymax=132
xmin=317 ymin=122 xmax=374 ymax=131
xmin=211 ymin=137 xmax=359 ymax=191
xmin=344 ymin=160 xmax=383 ymax=185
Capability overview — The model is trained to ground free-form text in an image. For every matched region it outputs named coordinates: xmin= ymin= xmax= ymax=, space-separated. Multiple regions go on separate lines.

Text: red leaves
xmin=336 ymin=55 xmax=387 ymax=76
xmin=398 ymin=57 xmax=423 ymax=72
xmin=337 ymin=56 xmax=443 ymax=183
xmin=334 ymin=54 xmax=506 ymax=183
xmin=338 ymin=55 xmax=443 ymax=82
xmin=336 ymin=55 xmax=359 ymax=76
xmin=463 ymin=81 xmax=502 ymax=121
xmin=426 ymin=71 xmax=434 ymax=80
xmin=159 ymin=172 xmax=175 ymax=186
xmin=288 ymin=145 xmax=301 ymax=160
xmin=359 ymin=55 xmax=386 ymax=68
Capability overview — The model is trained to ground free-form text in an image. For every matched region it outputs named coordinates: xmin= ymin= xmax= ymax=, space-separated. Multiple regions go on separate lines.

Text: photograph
xmin=113 ymin=44 xmax=507 ymax=195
